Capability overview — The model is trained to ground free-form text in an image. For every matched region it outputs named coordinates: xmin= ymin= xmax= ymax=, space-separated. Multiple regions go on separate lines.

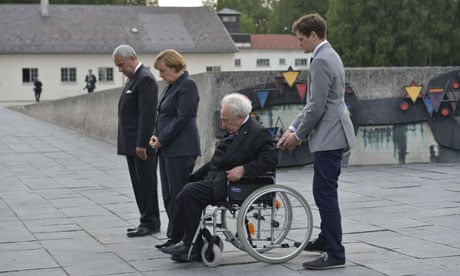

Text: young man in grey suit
xmin=113 ymin=44 xmax=161 ymax=237
xmin=278 ymin=14 xmax=356 ymax=270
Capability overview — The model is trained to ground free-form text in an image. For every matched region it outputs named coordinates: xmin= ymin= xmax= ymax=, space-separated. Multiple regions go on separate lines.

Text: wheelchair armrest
xmin=232 ymin=171 xmax=275 ymax=185
xmin=226 ymin=171 xmax=276 ymax=204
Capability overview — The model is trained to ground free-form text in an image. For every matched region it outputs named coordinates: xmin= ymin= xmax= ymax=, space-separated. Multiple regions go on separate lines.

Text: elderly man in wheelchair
xmin=158 ymin=93 xmax=313 ymax=266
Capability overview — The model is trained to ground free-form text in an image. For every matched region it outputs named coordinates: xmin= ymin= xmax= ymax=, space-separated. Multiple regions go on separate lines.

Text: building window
xmin=61 ymin=67 xmax=77 ymax=82
xmin=22 ymin=68 xmax=38 ymax=83
xmin=279 ymin=58 xmax=286 ymax=65
xmin=256 ymin=59 xmax=270 ymax=67
xmin=235 ymin=59 xmax=241 ymax=67
xmin=295 ymin=58 xmax=308 ymax=66
xmin=98 ymin=67 xmax=114 ymax=82
xmin=222 ymin=15 xmax=237 ymax=22
xmin=206 ymin=66 xmax=221 ymax=72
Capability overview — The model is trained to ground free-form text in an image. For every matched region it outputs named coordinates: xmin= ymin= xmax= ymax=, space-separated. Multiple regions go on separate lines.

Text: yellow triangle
xmin=405 ymin=85 xmax=423 ymax=103
xmin=282 ymin=71 xmax=299 ymax=88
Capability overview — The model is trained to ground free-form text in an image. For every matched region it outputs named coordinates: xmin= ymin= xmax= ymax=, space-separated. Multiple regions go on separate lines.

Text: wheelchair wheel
xmin=236 ymin=185 xmax=313 ymax=264
xmin=201 ymin=241 xmax=222 ymax=267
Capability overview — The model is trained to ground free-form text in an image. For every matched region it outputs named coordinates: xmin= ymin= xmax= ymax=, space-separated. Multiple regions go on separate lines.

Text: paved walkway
xmin=1 ymin=104 xmax=459 ymax=276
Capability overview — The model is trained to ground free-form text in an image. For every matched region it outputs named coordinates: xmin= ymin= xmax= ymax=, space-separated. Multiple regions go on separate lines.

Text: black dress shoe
xmin=304 ymin=238 xmax=327 ymax=252
xmin=160 ymin=241 xmax=190 ymax=255
xmin=126 ymin=226 xmax=154 ymax=237
xmin=171 ymin=250 xmax=201 ymax=263
xmin=127 ymin=227 xmax=137 ymax=232
xmin=155 ymin=239 xmax=175 ymax=249
xmin=303 ymin=253 xmax=345 ymax=270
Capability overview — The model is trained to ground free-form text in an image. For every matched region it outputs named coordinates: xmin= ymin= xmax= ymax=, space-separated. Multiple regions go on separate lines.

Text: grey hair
xmin=112 ymin=44 xmax=137 ymax=59
xmin=221 ymin=93 xmax=252 ymax=118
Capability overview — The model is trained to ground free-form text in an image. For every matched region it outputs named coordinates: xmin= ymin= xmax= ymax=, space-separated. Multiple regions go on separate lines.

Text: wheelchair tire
xmin=201 ymin=241 xmax=222 ymax=267
xmin=236 ymin=184 xmax=313 ymax=264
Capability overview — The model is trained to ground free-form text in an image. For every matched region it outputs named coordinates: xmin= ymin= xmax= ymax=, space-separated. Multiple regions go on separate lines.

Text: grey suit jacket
xmin=291 ymin=42 xmax=356 ymax=152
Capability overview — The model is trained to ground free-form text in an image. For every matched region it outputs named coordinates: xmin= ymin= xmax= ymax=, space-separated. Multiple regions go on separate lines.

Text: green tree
xmin=267 ymin=0 xmax=328 ymax=33
xmin=216 ymin=0 xmax=274 ymax=33
xmin=327 ymin=0 xmax=459 ymax=66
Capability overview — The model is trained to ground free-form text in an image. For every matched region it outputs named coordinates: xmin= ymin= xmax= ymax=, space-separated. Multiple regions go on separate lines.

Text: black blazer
xmin=117 ymin=64 xmax=158 ymax=156
xmin=156 ymin=71 xmax=200 ymax=158
xmin=191 ymin=117 xmax=278 ymax=200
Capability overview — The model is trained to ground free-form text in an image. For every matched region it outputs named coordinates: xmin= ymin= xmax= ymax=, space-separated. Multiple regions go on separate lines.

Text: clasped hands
xmin=277 ymin=130 xmax=302 ymax=151
xmin=149 ymin=135 xmax=162 ymax=149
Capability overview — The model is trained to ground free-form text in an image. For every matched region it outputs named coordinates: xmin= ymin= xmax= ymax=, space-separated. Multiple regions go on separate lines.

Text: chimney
xmin=40 ymin=0 xmax=49 ymax=17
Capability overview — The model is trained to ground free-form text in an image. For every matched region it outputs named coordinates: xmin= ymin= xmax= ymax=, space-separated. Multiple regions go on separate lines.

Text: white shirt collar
xmin=133 ymin=62 xmax=142 ymax=74
xmin=242 ymin=115 xmax=249 ymax=125
xmin=312 ymin=40 xmax=328 ymax=59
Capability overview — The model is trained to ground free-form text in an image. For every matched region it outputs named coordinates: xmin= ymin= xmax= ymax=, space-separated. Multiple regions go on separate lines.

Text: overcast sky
xmin=158 ymin=0 xmax=204 ymax=6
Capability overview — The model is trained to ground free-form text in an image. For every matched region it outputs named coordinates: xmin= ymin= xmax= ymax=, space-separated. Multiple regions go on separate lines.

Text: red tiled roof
xmin=244 ymin=34 xmax=300 ymax=49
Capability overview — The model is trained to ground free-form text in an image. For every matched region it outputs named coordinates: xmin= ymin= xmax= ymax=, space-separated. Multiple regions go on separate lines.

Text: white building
xmin=0 ymin=3 xmax=237 ymax=102
xmin=217 ymin=8 xmax=311 ymax=72
xmin=235 ymin=34 xmax=310 ymax=71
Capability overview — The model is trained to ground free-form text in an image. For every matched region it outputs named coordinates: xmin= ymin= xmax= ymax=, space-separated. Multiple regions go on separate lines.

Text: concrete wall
xmin=12 ymin=67 xmax=460 ymax=166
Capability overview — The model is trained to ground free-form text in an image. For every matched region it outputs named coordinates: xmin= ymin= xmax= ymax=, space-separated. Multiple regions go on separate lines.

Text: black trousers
xmin=312 ymin=149 xmax=345 ymax=260
xmin=170 ymin=180 xmax=219 ymax=245
xmin=126 ymin=152 xmax=160 ymax=229
xmin=158 ymin=155 xmax=196 ymax=238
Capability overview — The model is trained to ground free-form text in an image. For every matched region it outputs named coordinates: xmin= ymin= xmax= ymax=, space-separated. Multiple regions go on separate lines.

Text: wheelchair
xmin=188 ymin=172 xmax=313 ymax=267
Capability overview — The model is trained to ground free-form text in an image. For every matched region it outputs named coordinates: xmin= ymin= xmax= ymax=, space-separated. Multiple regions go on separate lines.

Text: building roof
xmin=217 ymin=8 xmax=240 ymax=15
xmin=241 ymin=34 xmax=299 ymax=50
xmin=0 ymin=4 xmax=238 ymax=54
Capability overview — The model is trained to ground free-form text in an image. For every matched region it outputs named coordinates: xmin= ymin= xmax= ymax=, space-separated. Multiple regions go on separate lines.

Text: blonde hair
xmin=154 ymin=49 xmax=186 ymax=73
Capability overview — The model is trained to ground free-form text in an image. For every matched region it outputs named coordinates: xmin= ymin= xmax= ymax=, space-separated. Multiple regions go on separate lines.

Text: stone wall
xmin=13 ymin=67 xmax=460 ymax=166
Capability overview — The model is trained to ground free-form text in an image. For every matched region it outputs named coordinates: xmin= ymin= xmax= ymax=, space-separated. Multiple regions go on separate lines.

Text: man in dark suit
xmin=278 ymin=14 xmax=356 ymax=270
xmin=159 ymin=93 xmax=278 ymax=262
xmin=112 ymin=44 xmax=161 ymax=237
xmin=84 ymin=69 xmax=97 ymax=93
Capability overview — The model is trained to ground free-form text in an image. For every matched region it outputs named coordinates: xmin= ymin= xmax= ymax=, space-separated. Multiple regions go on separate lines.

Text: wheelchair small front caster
xmin=201 ymin=241 xmax=222 ymax=267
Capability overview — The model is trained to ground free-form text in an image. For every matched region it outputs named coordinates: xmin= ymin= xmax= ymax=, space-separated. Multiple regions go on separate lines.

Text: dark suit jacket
xmin=117 ymin=64 xmax=158 ymax=156
xmin=156 ymin=71 xmax=200 ymax=158
xmin=190 ymin=117 xmax=278 ymax=200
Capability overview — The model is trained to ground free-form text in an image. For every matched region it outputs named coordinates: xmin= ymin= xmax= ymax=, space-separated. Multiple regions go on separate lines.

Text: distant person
xmin=84 ymin=69 xmax=97 ymax=93
xmin=278 ymin=13 xmax=356 ymax=270
xmin=149 ymin=49 xmax=201 ymax=249
xmin=33 ymin=77 xmax=43 ymax=103
xmin=113 ymin=44 xmax=161 ymax=237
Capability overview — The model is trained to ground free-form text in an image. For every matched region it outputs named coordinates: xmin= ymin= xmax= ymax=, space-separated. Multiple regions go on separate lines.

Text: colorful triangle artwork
xmin=282 ymin=66 xmax=299 ymax=88
xmin=256 ymin=90 xmax=270 ymax=109
xmin=422 ymin=96 xmax=433 ymax=117
xmin=295 ymin=83 xmax=307 ymax=101
xmin=274 ymin=76 xmax=286 ymax=94
xmin=444 ymin=81 xmax=459 ymax=113
xmin=428 ymin=87 xmax=444 ymax=112
xmin=404 ymin=82 xmax=423 ymax=104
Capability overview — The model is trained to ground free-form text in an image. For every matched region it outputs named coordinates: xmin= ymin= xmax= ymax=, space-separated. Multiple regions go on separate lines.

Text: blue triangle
xmin=256 ymin=91 xmax=269 ymax=108
xmin=423 ymin=95 xmax=433 ymax=117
